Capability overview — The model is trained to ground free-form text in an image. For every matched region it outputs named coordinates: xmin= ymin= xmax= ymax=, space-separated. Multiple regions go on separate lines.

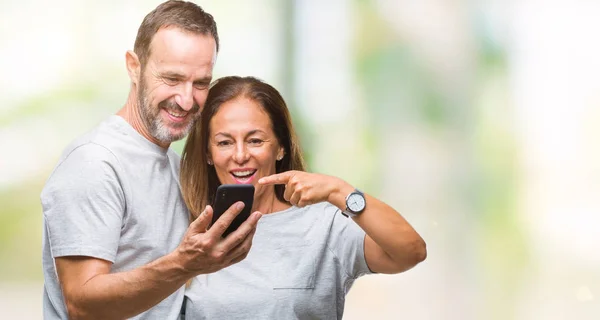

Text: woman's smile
xmin=230 ymin=168 xmax=258 ymax=184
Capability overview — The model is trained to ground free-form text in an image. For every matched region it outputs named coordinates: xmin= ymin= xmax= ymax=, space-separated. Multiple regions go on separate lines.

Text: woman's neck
xmin=253 ymin=186 xmax=291 ymax=214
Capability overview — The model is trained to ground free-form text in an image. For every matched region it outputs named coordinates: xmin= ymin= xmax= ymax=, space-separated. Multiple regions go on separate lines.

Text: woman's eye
xmin=248 ymin=139 xmax=263 ymax=145
xmin=217 ymin=141 xmax=232 ymax=146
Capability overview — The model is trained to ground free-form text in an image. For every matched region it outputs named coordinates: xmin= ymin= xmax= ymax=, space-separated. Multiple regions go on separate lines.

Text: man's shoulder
xmin=60 ymin=123 xmax=120 ymax=162
xmin=61 ymin=141 xmax=118 ymax=165
xmin=61 ymin=115 xmax=141 ymax=162
xmin=48 ymin=117 xmax=127 ymax=177
xmin=41 ymin=139 xmax=124 ymax=206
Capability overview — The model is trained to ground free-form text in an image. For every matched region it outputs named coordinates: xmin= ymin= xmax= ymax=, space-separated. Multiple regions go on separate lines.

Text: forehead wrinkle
xmin=147 ymin=28 xmax=216 ymax=79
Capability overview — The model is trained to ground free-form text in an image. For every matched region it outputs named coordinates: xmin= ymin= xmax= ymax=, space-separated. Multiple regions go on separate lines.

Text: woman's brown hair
xmin=181 ymin=76 xmax=306 ymax=218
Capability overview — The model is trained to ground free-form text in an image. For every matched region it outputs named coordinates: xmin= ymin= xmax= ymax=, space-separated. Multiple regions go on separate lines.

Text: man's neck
xmin=117 ymin=87 xmax=170 ymax=149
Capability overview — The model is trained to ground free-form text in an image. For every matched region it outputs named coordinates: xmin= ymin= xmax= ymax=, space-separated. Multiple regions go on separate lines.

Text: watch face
xmin=347 ymin=193 xmax=366 ymax=212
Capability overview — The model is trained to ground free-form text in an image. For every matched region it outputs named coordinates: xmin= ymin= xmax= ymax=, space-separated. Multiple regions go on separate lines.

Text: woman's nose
xmin=233 ymin=144 xmax=249 ymax=163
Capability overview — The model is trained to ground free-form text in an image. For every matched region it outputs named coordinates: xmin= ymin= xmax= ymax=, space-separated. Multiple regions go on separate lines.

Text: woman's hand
xmin=258 ymin=170 xmax=353 ymax=208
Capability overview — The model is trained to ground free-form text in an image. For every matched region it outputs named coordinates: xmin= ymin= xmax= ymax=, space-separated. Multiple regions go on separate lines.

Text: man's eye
xmin=164 ymin=77 xmax=178 ymax=85
xmin=194 ymin=83 xmax=209 ymax=90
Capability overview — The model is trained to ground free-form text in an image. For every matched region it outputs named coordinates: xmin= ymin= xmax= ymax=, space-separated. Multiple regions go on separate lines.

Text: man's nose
xmin=175 ymin=82 xmax=194 ymax=111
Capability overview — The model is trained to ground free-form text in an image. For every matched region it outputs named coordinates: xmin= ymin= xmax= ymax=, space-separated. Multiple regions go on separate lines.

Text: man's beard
xmin=137 ymin=79 xmax=200 ymax=144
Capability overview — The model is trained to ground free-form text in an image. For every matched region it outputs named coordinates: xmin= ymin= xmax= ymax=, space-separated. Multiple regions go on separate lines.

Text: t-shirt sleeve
xmin=41 ymin=143 xmax=125 ymax=263
xmin=324 ymin=203 xmax=373 ymax=280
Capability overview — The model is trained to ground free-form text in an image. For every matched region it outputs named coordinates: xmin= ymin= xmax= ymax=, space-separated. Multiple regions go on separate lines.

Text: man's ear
xmin=125 ymin=50 xmax=141 ymax=85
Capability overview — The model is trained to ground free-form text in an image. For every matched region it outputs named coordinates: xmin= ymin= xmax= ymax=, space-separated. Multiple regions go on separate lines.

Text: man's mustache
xmin=158 ymin=100 xmax=200 ymax=114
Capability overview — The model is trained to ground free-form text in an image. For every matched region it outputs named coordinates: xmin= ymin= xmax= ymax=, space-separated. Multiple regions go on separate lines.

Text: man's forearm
xmin=59 ymin=204 xmax=260 ymax=319
xmin=64 ymin=252 xmax=191 ymax=320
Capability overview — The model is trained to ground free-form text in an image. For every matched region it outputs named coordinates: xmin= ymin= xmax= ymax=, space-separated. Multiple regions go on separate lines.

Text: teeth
xmin=232 ymin=170 xmax=255 ymax=177
xmin=167 ymin=110 xmax=186 ymax=118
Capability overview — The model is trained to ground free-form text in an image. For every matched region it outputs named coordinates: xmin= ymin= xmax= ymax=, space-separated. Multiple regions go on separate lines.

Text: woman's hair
xmin=181 ymin=76 xmax=306 ymax=218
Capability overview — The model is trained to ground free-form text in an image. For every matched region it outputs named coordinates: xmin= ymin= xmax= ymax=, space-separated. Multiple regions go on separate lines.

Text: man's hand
xmin=175 ymin=202 xmax=262 ymax=275
xmin=55 ymin=202 xmax=261 ymax=320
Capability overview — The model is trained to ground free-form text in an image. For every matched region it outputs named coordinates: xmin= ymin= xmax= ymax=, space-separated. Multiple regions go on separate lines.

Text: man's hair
xmin=180 ymin=76 xmax=307 ymax=218
xmin=134 ymin=0 xmax=219 ymax=68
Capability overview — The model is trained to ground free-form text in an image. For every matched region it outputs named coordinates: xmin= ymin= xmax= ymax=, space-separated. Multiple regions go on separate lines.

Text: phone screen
xmin=211 ymin=184 xmax=255 ymax=237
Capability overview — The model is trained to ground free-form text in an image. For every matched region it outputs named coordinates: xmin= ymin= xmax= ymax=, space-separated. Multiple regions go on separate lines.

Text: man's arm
xmin=56 ymin=255 xmax=186 ymax=320
xmin=57 ymin=204 xmax=261 ymax=320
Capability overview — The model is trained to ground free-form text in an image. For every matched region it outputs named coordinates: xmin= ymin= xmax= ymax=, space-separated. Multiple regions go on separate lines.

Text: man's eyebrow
xmin=158 ymin=72 xmax=211 ymax=82
xmin=160 ymin=71 xmax=185 ymax=79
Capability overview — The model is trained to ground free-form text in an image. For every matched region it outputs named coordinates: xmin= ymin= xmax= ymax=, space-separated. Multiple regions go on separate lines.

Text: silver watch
xmin=342 ymin=189 xmax=366 ymax=217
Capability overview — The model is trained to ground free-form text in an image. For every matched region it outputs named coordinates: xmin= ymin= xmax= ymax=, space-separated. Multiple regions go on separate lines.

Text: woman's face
xmin=208 ymin=97 xmax=284 ymax=192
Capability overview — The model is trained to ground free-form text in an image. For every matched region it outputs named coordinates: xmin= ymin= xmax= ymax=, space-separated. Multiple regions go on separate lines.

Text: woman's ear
xmin=276 ymin=148 xmax=285 ymax=161
xmin=125 ymin=50 xmax=141 ymax=85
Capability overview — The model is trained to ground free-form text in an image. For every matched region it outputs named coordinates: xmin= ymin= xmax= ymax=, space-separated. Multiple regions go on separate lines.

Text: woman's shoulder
xmin=264 ymin=202 xmax=341 ymax=227
xmin=308 ymin=201 xmax=340 ymax=215
xmin=299 ymin=202 xmax=343 ymax=224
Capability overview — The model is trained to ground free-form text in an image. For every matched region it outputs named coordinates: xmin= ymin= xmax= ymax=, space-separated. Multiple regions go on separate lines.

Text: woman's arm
xmin=329 ymin=186 xmax=427 ymax=274
xmin=259 ymin=171 xmax=427 ymax=274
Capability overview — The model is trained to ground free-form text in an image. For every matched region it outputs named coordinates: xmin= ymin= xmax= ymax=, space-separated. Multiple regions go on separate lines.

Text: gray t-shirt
xmin=41 ymin=115 xmax=189 ymax=319
xmin=184 ymin=202 xmax=372 ymax=320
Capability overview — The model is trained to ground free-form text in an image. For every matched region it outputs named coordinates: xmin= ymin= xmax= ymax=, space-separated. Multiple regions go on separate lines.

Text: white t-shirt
xmin=184 ymin=202 xmax=372 ymax=320
xmin=41 ymin=115 xmax=189 ymax=319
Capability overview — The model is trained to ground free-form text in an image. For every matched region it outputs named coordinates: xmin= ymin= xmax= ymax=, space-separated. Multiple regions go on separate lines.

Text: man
xmin=41 ymin=1 xmax=261 ymax=319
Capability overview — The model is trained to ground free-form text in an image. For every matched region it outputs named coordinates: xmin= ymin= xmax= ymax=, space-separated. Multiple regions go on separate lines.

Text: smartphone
xmin=211 ymin=184 xmax=255 ymax=237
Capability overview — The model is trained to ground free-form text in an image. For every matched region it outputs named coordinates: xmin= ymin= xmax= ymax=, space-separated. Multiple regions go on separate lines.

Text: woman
xmin=180 ymin=76 xmax=426 ymax=319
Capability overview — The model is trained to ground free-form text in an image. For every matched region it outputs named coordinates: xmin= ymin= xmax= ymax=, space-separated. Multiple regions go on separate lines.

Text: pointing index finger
xmin=259 ymin=171 xmax=294 ymax=185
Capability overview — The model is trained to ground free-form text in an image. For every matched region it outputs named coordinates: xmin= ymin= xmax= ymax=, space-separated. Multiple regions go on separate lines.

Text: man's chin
xmin=158 ymin=128 xmax=191 ymax=143
xmin=152 ymin=121 xmax=193 ymax=143
xmin=155 ymin=133 xmax=185 ymax=144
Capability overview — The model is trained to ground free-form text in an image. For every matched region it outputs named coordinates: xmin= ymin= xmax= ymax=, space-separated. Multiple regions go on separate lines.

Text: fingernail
xmin=236 ymin=202 xmax=245 ymax=209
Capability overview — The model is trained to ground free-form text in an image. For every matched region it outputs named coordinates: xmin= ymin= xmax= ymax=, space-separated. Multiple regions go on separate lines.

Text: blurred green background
xmin=1 ymin=0 xmax=599 ymax=319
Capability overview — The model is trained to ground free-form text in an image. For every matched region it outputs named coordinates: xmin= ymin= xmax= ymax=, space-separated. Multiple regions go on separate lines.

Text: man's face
xmin=138 ymin=27 xmax=217 ymax=144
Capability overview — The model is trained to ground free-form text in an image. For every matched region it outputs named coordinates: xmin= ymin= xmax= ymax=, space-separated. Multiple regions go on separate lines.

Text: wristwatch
xmin=342 ymin=189 xmax=366 ymax=217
